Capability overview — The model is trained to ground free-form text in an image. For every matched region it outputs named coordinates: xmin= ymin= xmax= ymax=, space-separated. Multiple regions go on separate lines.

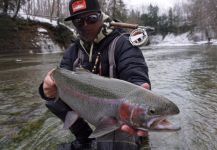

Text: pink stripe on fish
xmin=61 ymin=84 xmax=122 ymax=105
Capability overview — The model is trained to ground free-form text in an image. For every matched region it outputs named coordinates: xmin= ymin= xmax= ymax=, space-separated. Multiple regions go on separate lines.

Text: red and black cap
xmin=64 ymin=0 xmax=101 ymax=21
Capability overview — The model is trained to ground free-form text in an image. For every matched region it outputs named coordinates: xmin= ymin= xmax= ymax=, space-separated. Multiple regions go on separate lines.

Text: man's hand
xmin=121 ymin=125 xmax=148 ymax=136
xmin=141 ymin=83 xmax=151 ymax=90
xmin=43 ymin=69 xmax=57 ymax=99
xmin=120 ymin=82 xmax=150 ymax=136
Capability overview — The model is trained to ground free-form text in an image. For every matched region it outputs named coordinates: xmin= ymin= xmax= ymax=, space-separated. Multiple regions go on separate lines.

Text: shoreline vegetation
xmin=0 ymin=0 xmax=216 ymax=54
xmin=1 ymin=15 xmax=216 ymax=55
xmin=0 ymin=15 xmax=75 ymax=54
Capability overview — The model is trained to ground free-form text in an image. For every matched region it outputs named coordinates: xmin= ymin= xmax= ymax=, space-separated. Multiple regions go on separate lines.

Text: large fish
xmin=52 ymin=67 xmax=180 ymax=138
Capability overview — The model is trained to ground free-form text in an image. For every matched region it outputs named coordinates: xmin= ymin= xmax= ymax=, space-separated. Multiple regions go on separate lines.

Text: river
xmin=0 ymin=45 xmax=216 ymax=150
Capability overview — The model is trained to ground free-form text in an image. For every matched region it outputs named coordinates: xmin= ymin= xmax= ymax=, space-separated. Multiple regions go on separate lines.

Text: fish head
xmin=119 ymin=88 xmax=180 ymax=131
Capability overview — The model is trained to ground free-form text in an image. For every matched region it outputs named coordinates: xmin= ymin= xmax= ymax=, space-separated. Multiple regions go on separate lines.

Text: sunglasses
xmin=72 ymin=13 xmax=101 ymax=27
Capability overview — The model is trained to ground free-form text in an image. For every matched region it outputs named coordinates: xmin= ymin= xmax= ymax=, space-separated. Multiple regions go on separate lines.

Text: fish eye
xmin=149 ymin=108 xmax=156 ymax=114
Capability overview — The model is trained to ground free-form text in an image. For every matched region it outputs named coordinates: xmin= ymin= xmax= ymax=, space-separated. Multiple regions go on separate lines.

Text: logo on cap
xmin=72 ymin=0 xmax=87 ymax=13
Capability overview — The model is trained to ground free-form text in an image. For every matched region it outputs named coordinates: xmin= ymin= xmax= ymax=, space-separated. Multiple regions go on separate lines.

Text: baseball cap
xmin=64 ymin=0 xmax=101 ymax=21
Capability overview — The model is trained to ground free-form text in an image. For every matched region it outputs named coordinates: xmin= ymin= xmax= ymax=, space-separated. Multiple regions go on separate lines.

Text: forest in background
xmin=0 ymin=0 xmax=217 ymax=38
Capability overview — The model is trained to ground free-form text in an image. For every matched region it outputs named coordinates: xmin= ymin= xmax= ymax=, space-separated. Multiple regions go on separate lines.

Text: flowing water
xmin=0 ymin=45 xmax=216 ymax=150
xmin=142 ymin=45 xmax=217 ymax=150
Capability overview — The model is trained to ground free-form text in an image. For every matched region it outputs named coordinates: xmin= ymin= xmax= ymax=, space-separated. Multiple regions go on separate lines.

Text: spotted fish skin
xmin=52 ymin=67 xmax=180 ymax=138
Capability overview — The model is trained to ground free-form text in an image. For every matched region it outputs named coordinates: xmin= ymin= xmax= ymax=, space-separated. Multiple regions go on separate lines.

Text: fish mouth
xmin=138 ymin=117 xmax=181 ymax=132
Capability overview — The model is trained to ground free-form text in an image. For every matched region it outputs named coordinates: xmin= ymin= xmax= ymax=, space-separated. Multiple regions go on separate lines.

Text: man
xmin=39 ymin=0 xmax=151 ymax=149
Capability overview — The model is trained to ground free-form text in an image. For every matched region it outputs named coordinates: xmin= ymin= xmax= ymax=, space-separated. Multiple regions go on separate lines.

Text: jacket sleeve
xmin=38 ymin=44 xmax=77 ymax=101
xmin=115 ymin=36 xmax=151 ymax=87
xmin=60 ymin=44 xmax=78 ymax=70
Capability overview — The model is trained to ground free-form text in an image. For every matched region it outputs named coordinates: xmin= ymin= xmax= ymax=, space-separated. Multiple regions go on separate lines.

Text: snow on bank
xmin=18 ymin=13 xmax=75 ymax=33
xmin=37 ymin=27 xmax=48 ymax=33
xmin=18 ymin=14 xmax=64 ymax=54
xmin=18 ymin=13 xmax=77 ymax=54
xmin=19 ymin=14 xmax=58 ymax=26
xmin=18 ymin=13 xmax=217 ymax=47
xmin=196 ymin=39 xmax=217 ymax=45
xmin=149 ymin=32 xmax=217 ymax=47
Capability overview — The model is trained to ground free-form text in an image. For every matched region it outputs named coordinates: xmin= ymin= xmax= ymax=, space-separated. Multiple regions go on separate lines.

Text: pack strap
xmin=74 ymin=33 xmax=127 ymax=77
xmin=73 ymin=49 xmax=84 ymax=71
xmin=108 ymin=33 xmax=127 ymax=78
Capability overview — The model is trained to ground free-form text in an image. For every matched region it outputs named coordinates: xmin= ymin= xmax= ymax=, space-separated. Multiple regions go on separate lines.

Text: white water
xmin=35 ymin=27 xmax=63 ymax=54
xmin=149 ymin=32 xmax=217 ymax=47
xmin=18 ymin=13 xmax=76 ymax=54
xmin=17 ymin=13 xmax=66 ymax=54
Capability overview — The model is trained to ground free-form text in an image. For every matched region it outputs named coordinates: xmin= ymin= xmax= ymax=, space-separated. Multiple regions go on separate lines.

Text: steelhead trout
xmin=52 ymin=67 xmax=180 ymax=138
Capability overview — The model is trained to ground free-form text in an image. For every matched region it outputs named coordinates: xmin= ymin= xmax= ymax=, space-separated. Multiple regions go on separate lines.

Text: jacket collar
xmin=79 ymin=12 xmax=113 ymax=45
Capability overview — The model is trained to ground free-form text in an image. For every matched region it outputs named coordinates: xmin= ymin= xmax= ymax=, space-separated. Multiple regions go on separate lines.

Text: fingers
xmin=43 ymin=69 xmax=57 ymax=98
xmin=47 ymin=68 xmax=56 ymax=82
xmin=137 ymin=130 xmax=148 ymax=137
xmin=43 ymin=83 xmax=57 ymax=98
xmin=44 ymin=69 xmax=56 ymax=86
xmin=120 ymin=83 xmax=150 ymax=136
xmin=141 ymin=83 xmax=150 ymax=90
xmin=121 ymin=125 xmax=137 ymax=135
xmin=121 ymin=125 xmax=148 ymax=137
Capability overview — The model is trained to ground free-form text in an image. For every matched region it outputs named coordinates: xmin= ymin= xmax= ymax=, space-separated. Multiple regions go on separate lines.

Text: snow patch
xmin=163 ymin=33 xmax=192 ymax=44
xmin=37 ymin=27 xmax=47 ymax=33
xmin=18 ymin=13 xmax=75 ymax=33
xmin=19 ymin=14 xmax=59 ymax=27
xmin=18 ymin=13 xmax=76 ymax=38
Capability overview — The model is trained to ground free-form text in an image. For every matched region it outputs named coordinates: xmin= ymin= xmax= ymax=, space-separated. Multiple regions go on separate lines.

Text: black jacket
xmin=39 ymin=29 xmax=150 ymax=101
xmin=60 ymin=29 xmax=150 ymax=85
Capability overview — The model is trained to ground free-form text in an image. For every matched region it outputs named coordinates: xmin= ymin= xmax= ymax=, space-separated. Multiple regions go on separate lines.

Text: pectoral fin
xmin=89 ymin=117 xmax=120 ymax=138
xmin=63 ymin=111 xmax=79 ymax=129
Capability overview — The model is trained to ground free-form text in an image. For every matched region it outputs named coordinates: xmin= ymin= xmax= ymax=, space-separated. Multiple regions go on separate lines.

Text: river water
xmin=0 ymin=45 xmax=216 ymax=150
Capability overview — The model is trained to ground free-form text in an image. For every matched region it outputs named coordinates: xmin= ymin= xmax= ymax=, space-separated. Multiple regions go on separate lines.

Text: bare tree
xmin=128 ymin=9 xmax=141 ymax=24
xmin=56 ymin=0 xmax=60 ymax=24
xmin=12 ymin=0 xmax=21 ymax=19
xmin=188 ymin=0 xmax=217 ymax=38
xmin=106 ymin=0 xmax=127 ymax=21
xmin=98 ymin=0 xmax=107 ymax=13
xmin=2 ymin=0 xmax=9 ymax=15
xmin=50 ymin=0 xmax=55 ymax=21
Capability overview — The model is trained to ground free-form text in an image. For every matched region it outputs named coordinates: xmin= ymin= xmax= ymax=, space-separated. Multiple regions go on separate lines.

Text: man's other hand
xmin=120 ymin=82 xmax=150 ymax=136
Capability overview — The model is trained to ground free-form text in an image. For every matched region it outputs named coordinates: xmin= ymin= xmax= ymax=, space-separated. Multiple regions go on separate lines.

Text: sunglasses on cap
xmin=72 ymin=13 xmax=102 ymax=27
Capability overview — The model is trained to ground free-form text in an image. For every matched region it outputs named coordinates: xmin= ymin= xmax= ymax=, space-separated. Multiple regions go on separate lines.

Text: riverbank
xmin=0 ymin=15 xmax=75 ymax=54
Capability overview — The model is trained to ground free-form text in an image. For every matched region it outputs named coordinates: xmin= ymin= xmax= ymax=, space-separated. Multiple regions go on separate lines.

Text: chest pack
xmin=73 ymin=34 xmax=127 ymax=78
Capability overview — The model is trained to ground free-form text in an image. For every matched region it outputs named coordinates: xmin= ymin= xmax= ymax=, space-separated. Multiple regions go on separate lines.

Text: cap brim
xmin=64 ymin=10 xmax=101 ymax=21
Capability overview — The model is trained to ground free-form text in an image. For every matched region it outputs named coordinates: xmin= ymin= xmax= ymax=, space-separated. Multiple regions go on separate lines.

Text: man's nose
xmin=83 ymin=20 xmax=88 ymax=27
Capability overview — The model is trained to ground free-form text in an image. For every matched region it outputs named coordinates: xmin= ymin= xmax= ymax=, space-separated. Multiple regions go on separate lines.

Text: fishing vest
xmin=73 ymin=34 xmax=128 ymax=78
